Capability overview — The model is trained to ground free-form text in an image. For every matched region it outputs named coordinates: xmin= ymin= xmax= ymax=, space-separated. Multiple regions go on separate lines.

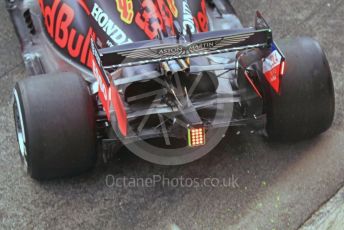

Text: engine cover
xmin=38 ymin=0 xmax=209 ymax=70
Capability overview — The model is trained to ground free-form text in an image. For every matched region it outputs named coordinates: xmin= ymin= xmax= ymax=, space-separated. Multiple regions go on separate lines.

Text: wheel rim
xmin=13 ymin=89 xmax=28 ymax=172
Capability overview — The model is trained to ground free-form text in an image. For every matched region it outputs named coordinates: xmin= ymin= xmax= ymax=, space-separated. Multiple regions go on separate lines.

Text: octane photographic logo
xmin=87 ymin=0 xmax=234 ymax=165
xmin=106 ymin=50 xmax=234 ymax=165
xmin=117 ymin=69 xmax=233 ymax=166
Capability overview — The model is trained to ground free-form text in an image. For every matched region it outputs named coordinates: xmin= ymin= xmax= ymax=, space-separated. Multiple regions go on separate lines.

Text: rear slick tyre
xmin=13 ymin=73 xmax=97 ymax=180
xmin=266 ymin=37 xmax=335 ymax=141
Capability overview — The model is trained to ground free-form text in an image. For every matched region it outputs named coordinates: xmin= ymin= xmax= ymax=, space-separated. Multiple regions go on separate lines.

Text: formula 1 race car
xmin=8 ymin=0 xmax=335 ymax=180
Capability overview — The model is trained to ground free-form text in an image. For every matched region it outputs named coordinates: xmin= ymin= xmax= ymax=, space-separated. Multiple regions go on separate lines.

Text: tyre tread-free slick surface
xmin=266 ymin=37 xmax=335 ymax=141
xmin=14 ymin=72 xmax=97 ymax=180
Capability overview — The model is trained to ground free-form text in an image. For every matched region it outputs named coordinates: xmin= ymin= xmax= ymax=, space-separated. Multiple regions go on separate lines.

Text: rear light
xmin=188 ymin=127 xmax=206 ymax=147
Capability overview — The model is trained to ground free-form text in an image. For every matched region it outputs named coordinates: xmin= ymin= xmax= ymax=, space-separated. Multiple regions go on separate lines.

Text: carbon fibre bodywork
xmin=7 ymin=0 xmax=335 ymax=170
xmin=6 ymin=0 xmax=241 ymax=80
xmin=7 ymin=0 xmax=274 ymax=164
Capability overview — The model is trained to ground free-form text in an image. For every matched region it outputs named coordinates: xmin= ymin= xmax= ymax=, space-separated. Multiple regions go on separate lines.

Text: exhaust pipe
xmin=161 ymin=61 xmax=172 ymax=76
xmin=177 ymin=59 xmax=190 ymax=73
xmin=161 ymin=59 xmax=190 ymax=76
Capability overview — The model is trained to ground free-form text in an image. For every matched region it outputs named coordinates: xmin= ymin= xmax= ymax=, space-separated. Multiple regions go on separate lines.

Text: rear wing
xmin=93 ymin=11 xmax=284 ymax=69
xmin=97 ymin=27 xmax=273 ymax=69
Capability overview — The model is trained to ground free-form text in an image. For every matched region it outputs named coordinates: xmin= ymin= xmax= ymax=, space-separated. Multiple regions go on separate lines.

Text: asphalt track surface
xmin=1 ymin=0 xmax=344 ymax=229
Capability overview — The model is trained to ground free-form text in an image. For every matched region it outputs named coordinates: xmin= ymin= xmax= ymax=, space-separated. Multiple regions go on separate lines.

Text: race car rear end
xmin=8 ymin=0 xmax=334 ymax=180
